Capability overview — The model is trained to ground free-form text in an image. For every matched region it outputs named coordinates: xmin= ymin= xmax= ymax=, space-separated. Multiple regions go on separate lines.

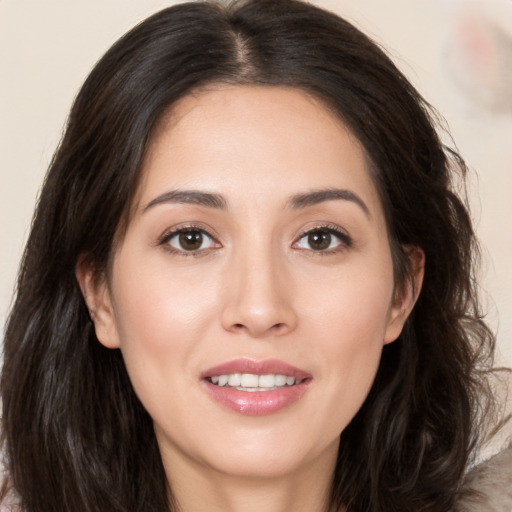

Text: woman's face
xmin=82 ymin=85 xmax=418 ymax=481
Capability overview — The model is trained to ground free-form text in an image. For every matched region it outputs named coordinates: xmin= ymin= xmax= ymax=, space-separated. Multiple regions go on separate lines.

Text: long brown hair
xmin=1 ymin=1 xmax=499 ymax=510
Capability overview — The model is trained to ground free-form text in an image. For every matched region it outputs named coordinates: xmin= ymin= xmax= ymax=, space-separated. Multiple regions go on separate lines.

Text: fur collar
xmin=454 ymin=445 xmax=512 ymax=511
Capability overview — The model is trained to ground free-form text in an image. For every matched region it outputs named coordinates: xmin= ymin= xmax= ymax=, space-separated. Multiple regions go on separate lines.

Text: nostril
xmin=273 ymin=323 xmax=287 ymax=333
xmin=230 ymin=321 xmax=288 ymax=335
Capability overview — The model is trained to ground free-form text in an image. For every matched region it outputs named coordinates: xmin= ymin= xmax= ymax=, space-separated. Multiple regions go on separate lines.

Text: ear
xmin=75 ymin=255 xmax=121 ymax=349
xmin=384 ymin=246 xmax=425 ymax=344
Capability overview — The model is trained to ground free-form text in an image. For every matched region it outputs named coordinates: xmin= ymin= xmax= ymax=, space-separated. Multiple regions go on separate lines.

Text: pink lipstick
xmin=201 ymin=358 xmax=312 ymax=415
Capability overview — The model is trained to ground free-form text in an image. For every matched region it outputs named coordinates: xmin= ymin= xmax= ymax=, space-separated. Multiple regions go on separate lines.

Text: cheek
xmin=112 ymin=256 xmax=216 ymax=345
xmin=108 ymin=257 xmax=223 ymax=435
xmin=314 ymin=285 xmax=390 ymax=381
xmin=108 ymin=250 xmax=223 ymax=401
xmin=298 ymin=261 xmax=394 ymax=425
xmin=303 ymin=258 xmax=394 ymax=347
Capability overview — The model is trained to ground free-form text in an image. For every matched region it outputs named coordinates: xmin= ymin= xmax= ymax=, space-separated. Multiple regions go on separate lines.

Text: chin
xmin=203 ymin=449 xmax=319 ymax=480
xmin=190 ymin=424 xmax=339 ymax=481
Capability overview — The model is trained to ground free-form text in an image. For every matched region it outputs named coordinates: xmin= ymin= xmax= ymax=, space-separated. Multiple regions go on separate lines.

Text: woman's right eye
xmin=161 ymin=228 xmax=219 ymax=254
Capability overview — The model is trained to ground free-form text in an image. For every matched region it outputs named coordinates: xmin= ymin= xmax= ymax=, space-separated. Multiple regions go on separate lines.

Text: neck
xmin=161 ymin=441 xmax=342 ymax=512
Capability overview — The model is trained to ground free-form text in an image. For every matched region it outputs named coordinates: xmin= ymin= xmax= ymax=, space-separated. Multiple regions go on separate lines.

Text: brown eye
xmin=294 ymin=226 xmax=352 ymax=252
xmin=179 ymin=230 xmax=203 ymax=250
xmin=307 ymin=230 xmax=331 ymax=251
xmin=167 ymin=229 xmax=216 ymax=252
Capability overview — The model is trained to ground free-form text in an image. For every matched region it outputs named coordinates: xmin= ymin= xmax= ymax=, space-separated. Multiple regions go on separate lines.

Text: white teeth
xmin=228 ymin=373 xmax=241 ymax=387
xmin=209 ymin=373 xmax=301 ymax=389
xmin=240 ymin=373 xmax=259 ymax=387
xmin=275 ymin=374 xmax=287 ymax=386
xmin=258 ymin=374 xmax=276 ymax=388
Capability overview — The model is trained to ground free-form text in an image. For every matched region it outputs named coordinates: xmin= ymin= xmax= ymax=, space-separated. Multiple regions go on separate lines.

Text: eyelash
xmin=293 ymin=224 xmax=353 ymax=255
xmin=157 ymin=223 xmax=353 ymax=256
xmin=157 ymin=224 xmax=221 ymax=257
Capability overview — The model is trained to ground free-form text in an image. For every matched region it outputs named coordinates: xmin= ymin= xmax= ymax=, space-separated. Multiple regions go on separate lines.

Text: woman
xmin=1 ymin=1 xmax=510 ymax=511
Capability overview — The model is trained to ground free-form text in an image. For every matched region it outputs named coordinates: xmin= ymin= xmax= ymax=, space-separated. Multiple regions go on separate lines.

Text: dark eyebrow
xmin=143 ymin=190 xmax=228 ymax=212
xmin=288 ymin=188 xmax=371 ymax=218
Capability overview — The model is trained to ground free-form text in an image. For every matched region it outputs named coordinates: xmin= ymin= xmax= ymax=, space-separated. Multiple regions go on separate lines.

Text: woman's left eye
xmin=294 ymin=227 xmax=352 ymax=252
xmin=162 ymin=228 xmax=219 ymax=253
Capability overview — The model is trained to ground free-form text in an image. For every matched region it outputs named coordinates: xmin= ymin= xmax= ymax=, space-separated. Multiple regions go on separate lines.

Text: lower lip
xmin=203 ymin=380 xmax=310 ymax=415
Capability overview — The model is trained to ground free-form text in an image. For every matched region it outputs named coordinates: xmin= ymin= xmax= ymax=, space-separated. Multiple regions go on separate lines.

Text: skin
xmin=78 ymin=85 xmax=424 ymax=512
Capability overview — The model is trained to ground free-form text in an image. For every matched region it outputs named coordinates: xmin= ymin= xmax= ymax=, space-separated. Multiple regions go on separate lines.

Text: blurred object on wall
xmin=445 ymin=10 xmax=512 ymax=115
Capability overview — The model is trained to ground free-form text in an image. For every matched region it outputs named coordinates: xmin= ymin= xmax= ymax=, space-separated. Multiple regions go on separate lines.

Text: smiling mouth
xmin=208 ymin=373 xmax=304 ymax=391
xmin=202 ymin=359 xmax=311 ymax=414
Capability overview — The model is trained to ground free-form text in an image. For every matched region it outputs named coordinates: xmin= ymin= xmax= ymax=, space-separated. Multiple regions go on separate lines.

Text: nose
xmin=220 ymin=247 xmax=298 ymax=338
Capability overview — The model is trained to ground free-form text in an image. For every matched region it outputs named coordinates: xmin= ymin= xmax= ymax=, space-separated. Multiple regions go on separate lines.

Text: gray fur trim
xmin=454 ymin=445 xmax=512 ymax=511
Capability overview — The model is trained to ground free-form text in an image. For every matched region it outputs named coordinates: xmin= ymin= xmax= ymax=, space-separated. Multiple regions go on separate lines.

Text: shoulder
xmin=453 ymin=444 xmax=512 ymax=512
xmin=0 ymin=459 xmax=20 ymax=512
xmin=0 ymin=483 xmax=20 ymax=512
xmin=0 ymin=487 xmax=20 ymax=512
xmin=0 ymin=486 xmax=20 ymax=512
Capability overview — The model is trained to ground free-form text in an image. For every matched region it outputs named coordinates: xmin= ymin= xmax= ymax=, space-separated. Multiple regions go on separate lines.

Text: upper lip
xmin=201 ymin=358 xmax=312 ymax=380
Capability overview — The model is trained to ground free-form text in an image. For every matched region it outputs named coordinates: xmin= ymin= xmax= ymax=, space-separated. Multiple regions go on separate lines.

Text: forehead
xmin=134 ymin=85 xmax=383 ymax=217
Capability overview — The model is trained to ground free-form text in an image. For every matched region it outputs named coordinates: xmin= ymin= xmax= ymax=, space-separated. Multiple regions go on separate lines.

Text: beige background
xmin=1 ymin=0 xmax=511 ymax=376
